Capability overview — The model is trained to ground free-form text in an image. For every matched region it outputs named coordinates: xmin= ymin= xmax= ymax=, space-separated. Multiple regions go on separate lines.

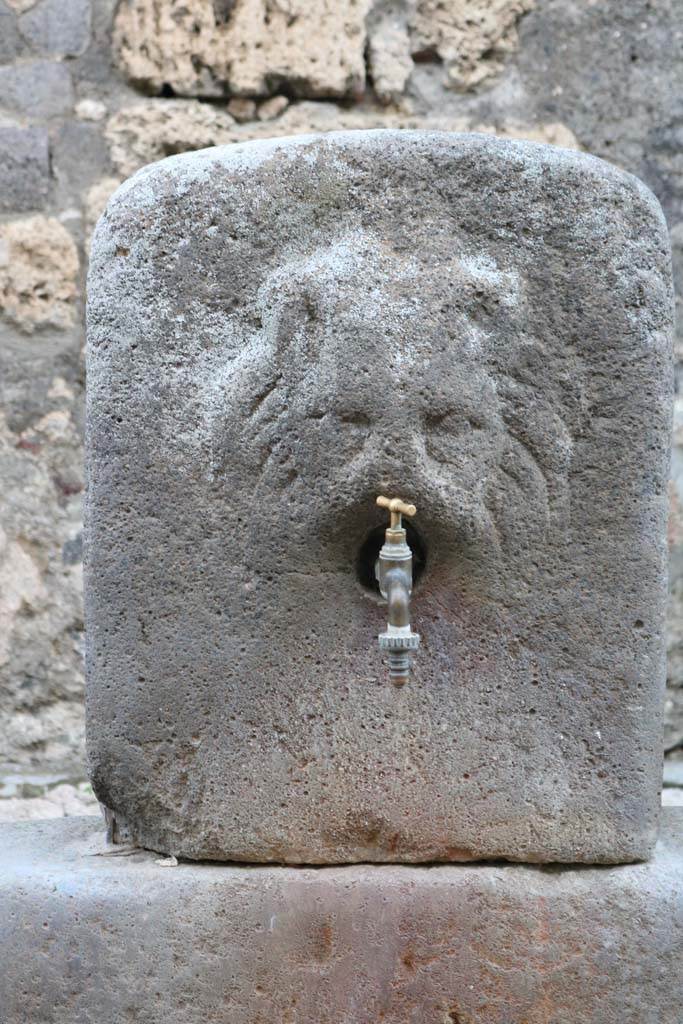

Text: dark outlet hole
xmin=357 ymin=522 xmax=427 ymax=594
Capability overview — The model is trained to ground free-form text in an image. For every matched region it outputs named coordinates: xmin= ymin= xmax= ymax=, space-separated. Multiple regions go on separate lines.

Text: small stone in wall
xmin=367 ymin=18 xmax=414 ymax=105
xmin=0 ymin=216 xmax=79 ymax=333
xmin=47 ymin=377 xmax=75 ymax=402
xmin=257 ymin=95 xmax=289 ymax=121
xmin=75 ymin=98 xmax=107 ymax=122
xmin=4 ymin=0 xmax=38 ymax=13
xmin=410 ymin=0 xmax=535 ymax=91
xmin=17 ymin=0 xmax=91 ymax=59
xmin=105 ymin=99 xmax=238 ymax=178
xmin=113 ymin=0 xmax=370 ymax=100
xmin=32 ymin=410 xmax=76 ymax=444
xmin=227 ymin=97 xmax=257 ymax=123
xmin=0 ymin=123 xmax=50 ymax=214
xmin=0 ymin=60 xmax=74 ymax=118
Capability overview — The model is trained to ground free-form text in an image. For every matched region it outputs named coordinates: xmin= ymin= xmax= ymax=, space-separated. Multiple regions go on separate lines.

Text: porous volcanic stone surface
xmin=86 ymin=131 xmax=674 ymax=864
xmin=1 ymin=813 xmax=682 ymax=1024
xmin=2 ymin=0 xmax=683 ymax=778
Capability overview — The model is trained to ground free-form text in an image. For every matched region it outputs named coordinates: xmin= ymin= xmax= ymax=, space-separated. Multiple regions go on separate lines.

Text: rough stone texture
xmin=106 ymin=98 xmax=236 ymax=178
xmin=0 ymin=401 xmax=85 ymax=769
xmin=86 ymin=132 xmax=673 ymax=864
xmin=112 ymin=0 xmax=534 ymax=100
xmin=227 ymin=96 xmax=257 ymax=124
xmin=0 ymin=122 xmax=49 ymax=213
xmin=49 ymin=118 xmax=111 ymax=208
xmin=1 ymin=813 xmax=682 ymax=1022
xmin=0 ymin=59 xmax=73 ymax=118
xmin=1 ymin=0 xmax=683 ymax=776
xmin=0 ymin=3 xmax=26 ymax=63
xmin=667 ymin=394 xmax=683 ymax=757
xmin=409 ymin=0 xmax=535 ymax=90
xmin=0 ymin=779 xmax=97 ymax=820
xmin=0 ymin=216 xmax=79 ymax=332
xmin=106 ymin=96 xmax=580 ymax=178
xmin=17 ymin=0 xmax=91 ymax=57
xmin=366 ymin=14 xmax=414 ymax=105
xmin=6 ymin=0 xmax=39 ymax=12
xmin=256 ymin=93 xmax=288 ymax=121
xmin=113 ymin=0 xmax=372 ymax=99
xmin=75 ymin=97 xmax=106 ymax=122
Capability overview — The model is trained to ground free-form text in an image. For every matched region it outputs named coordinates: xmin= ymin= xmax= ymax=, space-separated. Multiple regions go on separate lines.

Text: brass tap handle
xmin=376 ymin=495 xmax=417 ymax=531
xmin=376 ymin=496 xmax=417 ymax=516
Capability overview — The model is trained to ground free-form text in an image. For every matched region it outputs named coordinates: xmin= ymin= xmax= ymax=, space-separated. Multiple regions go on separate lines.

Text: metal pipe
xmin=384 ymin=568 xmax=411 ymax=628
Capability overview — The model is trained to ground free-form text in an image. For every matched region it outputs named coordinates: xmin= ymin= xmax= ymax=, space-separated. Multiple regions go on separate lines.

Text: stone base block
xmin=1 ymin=813 xmax=682 ymax=1024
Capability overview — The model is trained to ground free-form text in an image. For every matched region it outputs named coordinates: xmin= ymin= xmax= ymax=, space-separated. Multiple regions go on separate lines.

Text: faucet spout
xmin=385 ymin=568 xmax=411 ymax=628
xmin=375 ymin=495 xmax=421 ymax=685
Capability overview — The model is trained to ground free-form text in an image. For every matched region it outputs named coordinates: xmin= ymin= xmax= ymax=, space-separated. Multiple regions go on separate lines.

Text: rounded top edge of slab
xmin=91 ymin=129 xmax=666 ymax=246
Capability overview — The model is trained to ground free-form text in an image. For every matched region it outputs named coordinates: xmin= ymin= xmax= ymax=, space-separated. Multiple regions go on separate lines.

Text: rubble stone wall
xmin=1 ymin=0 xmax=682 ymax=770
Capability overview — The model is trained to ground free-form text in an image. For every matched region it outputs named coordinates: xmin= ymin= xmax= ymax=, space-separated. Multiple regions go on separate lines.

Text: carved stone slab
xmin=86 ymin=132 xmax=674 ymax=863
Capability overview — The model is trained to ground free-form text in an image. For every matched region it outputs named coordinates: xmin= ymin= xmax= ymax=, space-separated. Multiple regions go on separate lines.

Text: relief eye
xmin=426 ymin=411 xmax=486 ymax=433
xmin=426 ymin=411 xmax=449 ymax=429
xmin=338 ymin=411 xmax=372 ymax=428
xmin=426 ymin=410 xmax=459 ymax=432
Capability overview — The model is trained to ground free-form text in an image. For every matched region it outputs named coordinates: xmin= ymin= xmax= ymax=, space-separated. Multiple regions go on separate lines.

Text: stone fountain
xmin=0 ymin=131 xmax=681 ymax=1023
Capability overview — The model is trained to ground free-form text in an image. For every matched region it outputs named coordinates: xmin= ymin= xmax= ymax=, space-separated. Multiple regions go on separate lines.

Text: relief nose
xmin=359 ymin=424 xmax=424 ymax=473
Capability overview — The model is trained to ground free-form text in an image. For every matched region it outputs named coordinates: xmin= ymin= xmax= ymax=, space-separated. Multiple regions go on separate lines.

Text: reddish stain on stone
xmin=402 ymin=947 xmax=416 ymax=972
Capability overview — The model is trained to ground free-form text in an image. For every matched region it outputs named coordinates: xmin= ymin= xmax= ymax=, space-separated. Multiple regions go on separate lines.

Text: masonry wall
xmin=1 ymin=0 xmax=682 ymax=770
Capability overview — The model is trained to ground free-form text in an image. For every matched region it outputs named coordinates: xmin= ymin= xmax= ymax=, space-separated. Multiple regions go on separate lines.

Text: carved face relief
xmin=198 ymin=232 xmax=575 ymax=572
xmin=86 ymin=134 xmax=673 ymax=864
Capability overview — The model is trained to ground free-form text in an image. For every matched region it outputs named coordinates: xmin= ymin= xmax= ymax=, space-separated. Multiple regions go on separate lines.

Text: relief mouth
xmin=356 ymin=521 xmax=427 ymax=595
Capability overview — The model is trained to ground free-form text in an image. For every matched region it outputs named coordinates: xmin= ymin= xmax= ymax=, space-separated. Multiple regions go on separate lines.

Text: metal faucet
xmin=375 ymin=495 xmax=420 ymax=685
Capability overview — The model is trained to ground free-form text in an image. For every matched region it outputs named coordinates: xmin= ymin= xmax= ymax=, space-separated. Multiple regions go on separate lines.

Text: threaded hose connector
xmin=388 ymin=650 xmax=412 ymax=685
xmin=378 ymin=630 xmax=420 ymax=686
